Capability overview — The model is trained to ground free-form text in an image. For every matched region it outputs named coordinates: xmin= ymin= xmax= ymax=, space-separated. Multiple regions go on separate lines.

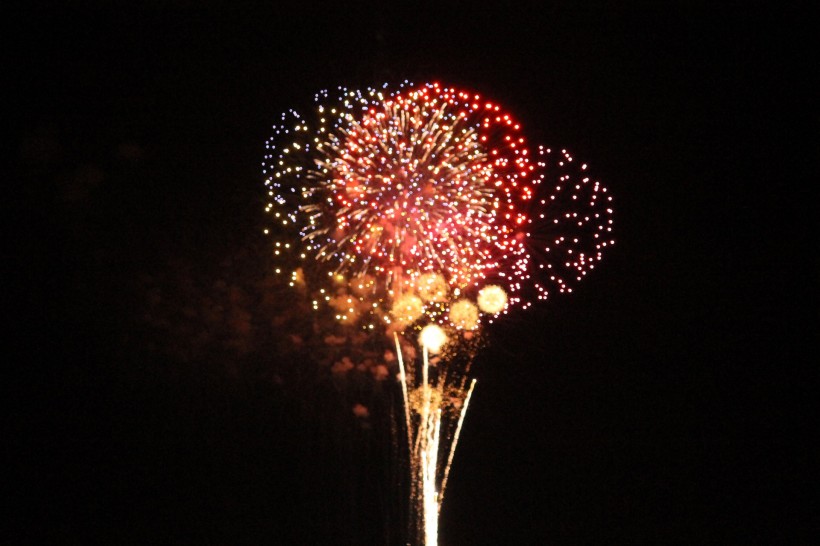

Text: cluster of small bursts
xmin=262 ymin=81 xmax=615 ymax=354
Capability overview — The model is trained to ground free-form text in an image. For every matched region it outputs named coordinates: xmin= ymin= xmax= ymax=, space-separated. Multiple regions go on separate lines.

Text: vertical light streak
xmin=395 ymin=333 xmax=412 ymax=449
xmin=423 ymin=408 xmax=442 ymax=546
xmin=439 ymin=378 xmax=476 ymax=506
xmin=397 ymin=339 xmax=476 ymax=545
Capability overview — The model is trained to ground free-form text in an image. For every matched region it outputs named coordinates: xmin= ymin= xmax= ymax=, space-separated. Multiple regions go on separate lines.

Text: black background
xmin=7 ymin=1 xmax=815 ymax=544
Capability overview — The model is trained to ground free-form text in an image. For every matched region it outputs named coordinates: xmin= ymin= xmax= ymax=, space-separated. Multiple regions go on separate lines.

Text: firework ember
xmin=263 ymin=81 xmax=615 ymax=545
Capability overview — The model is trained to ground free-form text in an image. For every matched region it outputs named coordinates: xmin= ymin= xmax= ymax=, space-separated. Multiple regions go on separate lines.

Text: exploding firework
xmin=263 ymin=82 xmax=613 ymax=331
xmin=265 ymin=82 xmax=531 ymax=292
xmin=263 ymin=81 xmax=615 ymax=545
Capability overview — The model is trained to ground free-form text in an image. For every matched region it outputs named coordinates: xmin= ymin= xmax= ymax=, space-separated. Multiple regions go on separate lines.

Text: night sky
xmin=8 ymin=2 xmax=814 ymax=544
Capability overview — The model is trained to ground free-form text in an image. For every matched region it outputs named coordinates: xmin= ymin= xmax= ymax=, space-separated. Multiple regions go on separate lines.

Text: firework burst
xmin=263 ymin=81 xmax=615 ymax=545
xmin=263 ymin=82 xmax=613 ymax=332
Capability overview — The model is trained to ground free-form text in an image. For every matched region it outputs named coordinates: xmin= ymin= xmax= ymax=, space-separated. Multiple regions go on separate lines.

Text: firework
xmin=263 ymin=81 xmax=615 ymax=545
xmin=396 ymin=337 xmax=475 ymax=546
xmin=263 ymin=82 xmax=613 ymax=331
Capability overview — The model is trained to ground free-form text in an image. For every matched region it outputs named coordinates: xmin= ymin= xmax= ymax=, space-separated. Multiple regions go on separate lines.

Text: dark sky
xmin=8 ymin=2 xmax=815 ymax=544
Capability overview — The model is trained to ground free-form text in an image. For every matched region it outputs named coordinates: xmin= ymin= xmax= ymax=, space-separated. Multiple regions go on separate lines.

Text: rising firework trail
xmin=395 ymin=334 xmax=476 ymax=545
xmin=263 ymin=81 xmax=615 ymax=544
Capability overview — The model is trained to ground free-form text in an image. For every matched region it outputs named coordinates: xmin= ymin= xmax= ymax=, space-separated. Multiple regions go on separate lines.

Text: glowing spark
xmin=391 ymin=293 xmax=425 ymax=325
xmin=448 ymin=299 xmax=480 ymax=330
xmin=416 ymin=273 xmax=450 ymax=303
xmin=477 ymin=284 xmax=508 ymax=314
xmin=419 ymin=324 xmax=447 ymax=353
